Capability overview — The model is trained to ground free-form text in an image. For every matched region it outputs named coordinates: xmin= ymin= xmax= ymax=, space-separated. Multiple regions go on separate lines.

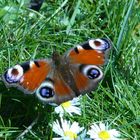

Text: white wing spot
xmin=30 ymin=61 xmax=35 ymax=68
xmin=77 ymin=45 xmax=83 ymax=50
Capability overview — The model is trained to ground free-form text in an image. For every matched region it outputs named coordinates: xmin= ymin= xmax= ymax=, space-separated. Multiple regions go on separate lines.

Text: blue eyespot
xmin=87 ymin=68 xmax=100 ymax=79
xmin=101 ymin=38 xmax=111 ymax=50
xmin=39 ymin=87 xmax=54 ymax=98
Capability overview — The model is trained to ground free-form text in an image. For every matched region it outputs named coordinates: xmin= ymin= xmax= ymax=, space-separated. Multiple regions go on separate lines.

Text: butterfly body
xmin=2 ymin=38 xmax=111 ymax=104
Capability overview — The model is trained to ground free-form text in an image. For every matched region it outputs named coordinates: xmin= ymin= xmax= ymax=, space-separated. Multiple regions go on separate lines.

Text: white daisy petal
xmin=99 ymin=122 xmax=106 ymax=130
xmin=87 ymin=130 xmax=99 ymax=139
xmin=52 ymin=120 xmax=64 ymax=136
xmin=52 ymin=118 xmax=86 ymax=140
xmin=109 ymin=129 xmax=120 ymax=137
xmin=54 ymin=97 xmax=81 ymax=117
xmin=70 ymin=122 xmax=79 ymax=131
xmin=87 ymin=122 xmax=121 ymax=140
xmin=90 ymin=123 xmax=101 ymax=133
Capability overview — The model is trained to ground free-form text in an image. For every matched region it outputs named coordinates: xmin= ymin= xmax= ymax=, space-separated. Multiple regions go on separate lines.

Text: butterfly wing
xmin=2 ymin=58 xmax=75 ymax=104
xmin=2 ymin=38 xmax=111 ymax=105
xmin=34 ymin=38 xmax=111 ymax=104
xmin=2 ymin=59 xmax=51 ymax=94
xmin=63 ymin=38 xmax=111 ymax=95
xmin=66 ymin=38 xmax=111 ymax=65
xmin=35 ymin=70 xmax=75 ymax=104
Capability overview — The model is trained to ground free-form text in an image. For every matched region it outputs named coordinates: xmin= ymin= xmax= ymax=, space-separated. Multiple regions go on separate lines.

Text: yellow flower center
xmin=98 ymin=130 xmax=110 ymax=140
xmin=64 ymin=130 xmax=77 ymax=139
xmin=61 ymin=101 xmax=71 ymax=108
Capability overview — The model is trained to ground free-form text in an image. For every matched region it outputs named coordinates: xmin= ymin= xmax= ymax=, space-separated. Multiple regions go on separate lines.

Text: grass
xmin=0 ymin=0 xmax=140 ymax=139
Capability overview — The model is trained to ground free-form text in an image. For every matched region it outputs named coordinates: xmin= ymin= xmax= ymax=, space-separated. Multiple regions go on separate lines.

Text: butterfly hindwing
xmin=35 ymin=71 xmax=75 ymax=104
xmin=35 ymin=64 xmax=104 ymax=105
xmin=72 ymin=64 xmax=103 ymax=94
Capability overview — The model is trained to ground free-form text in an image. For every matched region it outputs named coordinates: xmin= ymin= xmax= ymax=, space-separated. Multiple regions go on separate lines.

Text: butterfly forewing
xmin=67 ymin=38 xmax=111 ymax=65
xmin=2 ymin=60 xmax=51 ymax=94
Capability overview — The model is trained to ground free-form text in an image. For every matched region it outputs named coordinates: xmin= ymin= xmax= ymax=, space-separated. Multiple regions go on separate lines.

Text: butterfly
xmin=2 ymin=38 xmax=111 ymax=105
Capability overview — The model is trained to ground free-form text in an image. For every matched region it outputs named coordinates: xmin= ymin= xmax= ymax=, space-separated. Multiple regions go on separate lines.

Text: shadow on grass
xmin=0 ymin=82 xmax=54 ymax=138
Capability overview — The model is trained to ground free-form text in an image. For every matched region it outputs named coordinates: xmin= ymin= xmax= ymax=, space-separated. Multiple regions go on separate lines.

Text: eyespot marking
xmin=101 ymin=38 xmax=111 ymax=50
xmin=11 ymin=68 xmax=19 ymax=76
xmin=94 ymin=40 xmax=102 ymax=46
xmin=87 ymin=68 xmax=100 ymax=79
xmin=39 ymin=87 xmax=54 ymax=98
xmin=89 ymin=38 xmax=111 ymax=51
xmin=36 ymin=80 xmax=55 ymax=102
xmin=80 ymin=65 xmax=103 ymax=80
xmin=4 ymin=65 xmax=24 ymax=83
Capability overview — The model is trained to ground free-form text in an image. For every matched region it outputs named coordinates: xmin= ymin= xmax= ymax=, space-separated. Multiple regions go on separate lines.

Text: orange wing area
xmin=69 ymin=49 xmax=104 ymax=65
xmin=54 ymin=71 xmax=89 ymax=96
xmin=20 ymin=61 xmax=50 ymax=91
xmin=74 ymin=71 xmax=88 ymax=91
xmin=54 ymin=77 xmax=71 ymax=96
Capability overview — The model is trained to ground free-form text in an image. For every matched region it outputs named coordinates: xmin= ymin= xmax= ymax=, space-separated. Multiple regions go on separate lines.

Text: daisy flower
xmin=52 ymin=118 xmax=85 ymax=140
xmin=87 ymin=122 xmax=120 ymax=140
xmin=54 ymin=97 xmax=81 ymax=117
